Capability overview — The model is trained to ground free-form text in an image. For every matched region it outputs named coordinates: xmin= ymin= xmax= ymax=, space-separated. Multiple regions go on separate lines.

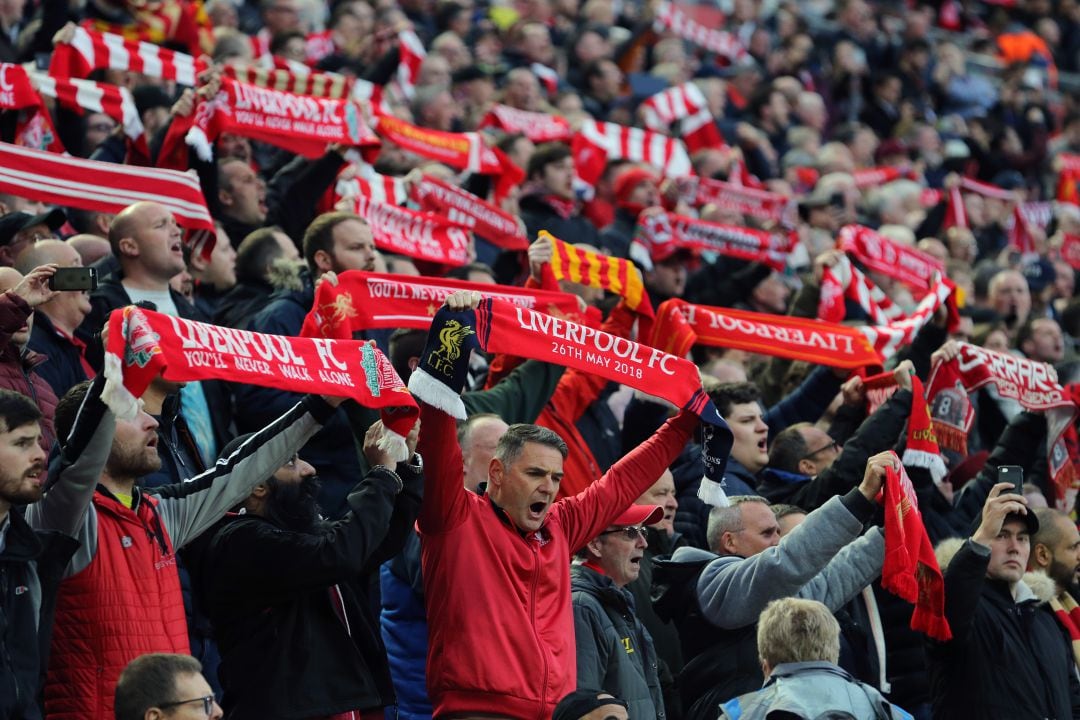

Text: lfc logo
xmin=428 ymin=320 xmax=474 ymax=378
xmin=123 ymin=307 xmax=162 ymax=369
xmin=316 ymin=292 xmax=357 ymax=336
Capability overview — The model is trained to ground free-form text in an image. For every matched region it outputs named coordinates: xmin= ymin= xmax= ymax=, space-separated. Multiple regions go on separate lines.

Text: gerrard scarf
xmin=880 ymin=453 xmax=952 ymax=641
xmin=838 ymin=225 xmax=946 ymax=293
xmin=927 ymin=342 xmax=1078 ymax=504
xmin=478 ymin=104 xmax=572 ymax=143
xmin=653 ymin=0 xmax=746 ymax=61
xmin=540 ymin=230 xmax=652 ymax=317
xmin=185 ymin=76 xmax=381 ymax=162
xmin=0 ymin=64 xmax=64 ymax=153
xmin=411 ymin=175 xmax=529 ymax=250
xmin=407 ymin=297 xmax=734 ymax=502
xmin=348 ymin=195 xmax=471 ymax=266
xmin=657 ymin=299 xmax=882 ymax=369
xmin=104 ymin=306 xmax=417 ymax=460
xmin=674 ymin=176 xmax=797 ymax=227
xmin=300 ymin=270 xmax=584 ymax=337
xmin=634 ymin=210 xmax=796 ymax=272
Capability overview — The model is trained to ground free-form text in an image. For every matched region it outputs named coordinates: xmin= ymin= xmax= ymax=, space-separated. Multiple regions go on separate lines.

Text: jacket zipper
xmin=528 ymin=538 xmax=547 ymax=718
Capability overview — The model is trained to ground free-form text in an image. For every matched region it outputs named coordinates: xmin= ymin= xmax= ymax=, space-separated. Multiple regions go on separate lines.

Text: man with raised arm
xmin=411 ymin=291 xmax=702 ymax=720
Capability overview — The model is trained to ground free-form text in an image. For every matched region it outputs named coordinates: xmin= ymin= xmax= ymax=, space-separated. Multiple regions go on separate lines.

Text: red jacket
xmin=417 ymin=405 xmax=696 ymax=719
xmin=46 ymin=492 xmax=189 ymax=720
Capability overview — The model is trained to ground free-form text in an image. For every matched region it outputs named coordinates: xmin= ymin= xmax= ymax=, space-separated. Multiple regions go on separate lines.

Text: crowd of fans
xmin=0 ymin=0 xmax=1079 ymax=717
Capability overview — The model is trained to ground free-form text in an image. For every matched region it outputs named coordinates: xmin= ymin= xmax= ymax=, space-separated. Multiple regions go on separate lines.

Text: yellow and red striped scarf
xmin=540 ymin=230 xmax=651 ymax=316
xmin=1051 ymin=592 xmax=1080 ymax=670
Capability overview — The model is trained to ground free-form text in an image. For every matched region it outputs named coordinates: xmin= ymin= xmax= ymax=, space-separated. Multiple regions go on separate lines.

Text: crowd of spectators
xmin=0 ymin=0 xmax=1078 ymax=717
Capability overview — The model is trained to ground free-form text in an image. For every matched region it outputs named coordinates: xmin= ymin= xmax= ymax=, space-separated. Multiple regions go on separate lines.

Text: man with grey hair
xmin=653 ymin=453 xmax=893 ymax=720
xmin=717 ymin=598 xmax=911 ymax=719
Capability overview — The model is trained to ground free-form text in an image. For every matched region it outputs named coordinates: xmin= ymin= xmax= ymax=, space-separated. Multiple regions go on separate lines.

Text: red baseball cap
xmin=611 ymin=504 xmax=664 ymax=527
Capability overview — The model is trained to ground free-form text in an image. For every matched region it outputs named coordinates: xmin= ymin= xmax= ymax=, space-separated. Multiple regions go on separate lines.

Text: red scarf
xmin=856 ymin=276 xmax=956 ymax=360
xmin=221 ymin=63 xmax=353 ymax=99
xmin=0 ymin=64 xmax=64 ymax=153
xmin=103 ymin=306 xmax=417 ymax=456
xmin=336 ymin=168 xmax=408 ymax=206
xmin=819 ymin=256 xmax=906 ymax=326
xmin=478 ymin=104 xmax=572 ymax=143
xmin=542 ymin=230 xmax=652 ymax=317
xmin=653 ymin=0 xmax=746 ymax=61
xmin=411 ymin=175 xmax=528 ymax=250
xmin=0 ymin=140 xmax=215 ymax=244
xmin=48 ymin=25 xmax=200 ymax=84
xmin=185 ymin=77 xmax=380 ymax=162
xmin=927 ymin=342 xmax=1078 ymax=502
xmin=572 ymin=120 xmax=693 ymax=188
xmin=300 ymin=270 xmax=584 ymax=338
xmin=852 ymin=165 xmax=914 ymax=189
xmin=639 ymin=82 xmax=724 ymax=153
xmin=634 ymin=211 xmax=795 ymax=272
xmin=960 ymin=176 xmax=1016 ymax=201
xmin=838 ymin=225 xmax=945 ymax=293
xmin=658 ymin=299 xmax=882 ymax=369
xmin=881 ymin=455 xmax=952 ymax=641
xmin=1058 ymin=153 xmax=1080 ymax=204
xmin=78 ymin=0 xmax=213 ymax=57
xmin=674 ymin=177 xmax=796 ymax=227
xmin=1062 ymin=234 xmax=1080 ymax=271
xmin=348 ymin=195 xmax=470 ymax=267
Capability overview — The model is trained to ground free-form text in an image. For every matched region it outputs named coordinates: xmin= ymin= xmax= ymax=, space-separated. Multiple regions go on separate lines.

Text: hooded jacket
xmin=926 ymin=539 xmax=1080 ymax=720
xmin=571 ymin=564 xmax=666 ymax=720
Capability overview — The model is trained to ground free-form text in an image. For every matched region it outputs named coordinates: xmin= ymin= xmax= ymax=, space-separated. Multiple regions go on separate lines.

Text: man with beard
xmin=27 ymin=373 xmax=344 ymax=718
xmin=191 ymin=419 xmax=422 ymax=719
xmin=1031 ymin=508 xmax=1080 ymax=671
xmin=0 ymin=389 xmax=77 ymax=720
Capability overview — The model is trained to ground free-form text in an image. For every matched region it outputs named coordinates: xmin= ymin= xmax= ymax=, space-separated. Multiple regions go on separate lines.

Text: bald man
xmin=17 ymin=241 xmax=95 ymax=399
xmin=66 ymin=234 xmax=112 ymax=267
xmin=80 ymin=201 xmax=231 ymax=464
xmin=0 ymin=264 xmax=62 ymax=449
xmin=1031 ymin=508 xmax=1080 ymax=670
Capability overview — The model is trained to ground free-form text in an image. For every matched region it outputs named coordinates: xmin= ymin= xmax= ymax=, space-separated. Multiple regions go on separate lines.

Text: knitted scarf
xmin=478 ymin=104 xmax=573 ymax=143
xmin=103 ymin=306 xmax=417 ymax=460
xmin=411 ymin=175 xmax=528 ymax=250
xmin=0 ymin=64 xmax=64 ymax=153
xmin=347 ymin=195 xmax=471 ymax=266
xmin=1050 ymin=591 xmax=1080 ymax=669
xmin=572 ymin=120 xmax=693 ymax=188
xmin=299 ymin=270 xmax=584 ymax=337
xmin=880 ymin=454 xmax=952 ymax=641
xmin=633 ymin=210 xmax=796 ymax=272
xmin=838 ymin=224 xmax=946 ymax=293
xmin=540 ymin=230 xmax=651 ymax=317
xmin=674 ymin=176 xmax=797 ymax=227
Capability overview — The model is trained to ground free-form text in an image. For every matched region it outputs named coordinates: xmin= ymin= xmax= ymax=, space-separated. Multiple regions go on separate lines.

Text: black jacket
xmin=519 ymin=193 xmax=602 ymax=246
xmin=26 ymin=312 xmax=92 ymax=401
xmin=0 ymin=511 xmax=78 ymax=720
xmin=927 ymin=540 xmax=1080 ymax=720
xmin=599 ymin=208 xmax=638 ymax=260
xmin=191 ymin=462 xmax=422 ymax=718
xmin=213 ymin=281 xmax=275 ymax=330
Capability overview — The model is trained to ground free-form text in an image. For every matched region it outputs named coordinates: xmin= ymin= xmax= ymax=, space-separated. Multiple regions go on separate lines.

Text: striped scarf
xmin=1051 ymin=591 xmax=1080 ymax=670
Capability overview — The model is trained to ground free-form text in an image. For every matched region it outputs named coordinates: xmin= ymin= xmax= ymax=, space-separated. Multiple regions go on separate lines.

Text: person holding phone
xmin=926 ymin=480 xmax=1080 ymax=719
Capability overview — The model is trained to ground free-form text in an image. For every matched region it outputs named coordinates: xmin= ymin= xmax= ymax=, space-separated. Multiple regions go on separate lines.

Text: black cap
xmin=553 ymin=691 xmax=628 ymax=720
xmin=131 ymin=85 xmax=173 ymax=116
xmin=452 ymin=65 xmax=494 ymax=85
xmin=0 ymin=208 xmax=67 ymax=246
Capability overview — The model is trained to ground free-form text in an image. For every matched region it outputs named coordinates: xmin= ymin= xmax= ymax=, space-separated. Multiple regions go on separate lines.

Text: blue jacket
xmin=380 ymin=533 xmax=431 ymax=720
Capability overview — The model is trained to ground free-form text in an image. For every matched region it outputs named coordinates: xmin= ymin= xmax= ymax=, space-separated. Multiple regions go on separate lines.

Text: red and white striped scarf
xmin=0 ymin=141 xmax=215 ymax=240
xmin=653 ymin=0 xmax=746 ymax=60
xmin=478 ymin=104 xmax=572 ymax=142
xmin=335 ymin=167 xmax=408 ymax=206
xmin=819 ymin=256 xmax=906 ymax=326
xmin=49 ymin=25 xmax=199 ymax=85
xmin=0 ymin=64 xmax=65 ymax=153
xmin=572 ymin=120 xmax=693 ymax=188
xmin=640 ymin=81 xmax=723 ymax=153
xmin=531 ymin=63 xmax=560 ymax=96
xmin=221 ymin=63 xmax=353 ymax=99
xmin=28 ymin=70 xmax=148 ymax=162
xmin=411 ymin=175 xmax=529 ymax=250
xmin=857 ymin=275 xmax=954 ymax=359
xmin=396 ymin=30 xmax=426 ymax=99
xmin=838 ymin=224 xmax=946 ymax=293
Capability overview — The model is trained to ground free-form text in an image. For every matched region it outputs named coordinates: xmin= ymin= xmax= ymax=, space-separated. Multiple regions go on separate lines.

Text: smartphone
xmin=997 ymin=465 xmax=1024 ymax=497
xmin=48 ymin=267 xmax=98 ymax=292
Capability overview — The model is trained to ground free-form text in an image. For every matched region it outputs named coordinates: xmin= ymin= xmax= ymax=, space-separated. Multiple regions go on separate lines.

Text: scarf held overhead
xmin=103 ymin=306 xmax=417 ymax=459
xmin=540 ymin=230 xmax=651 ymax=316
xmin=838 ymin=224 xmax=945 ymax=293
xmin=348 ymin=194 xmax=470 ymax=266
xmin=300 ymin=270 xmax=585 ymax=338
xmin=0 ymin=64 xmax=65 ymax=153
xmin=408 ymin=297 xmax=734 ymax=503
xmin=635 ymin=210 xmax=796 ymax=272
xmin=411 ymin=175 xmax=528 ymax=250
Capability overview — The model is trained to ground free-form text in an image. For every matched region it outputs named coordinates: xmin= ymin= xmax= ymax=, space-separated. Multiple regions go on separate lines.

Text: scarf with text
xmin=0 ymin=141 xmax=215 ymax=244
xmin=185 ymin=77 xmax=381 ymax=162
xmin=49 ymin=25 xmax=199 ymax=84
xmin=1050 ymin=592 xmax=1080 ymax=670
xmin=1062 ymin=233 xmax=1080 ymax=271
xmin=1058 ymin=154 xmax=1080 ymax=204
xmin=639 ymin=82 xmax=724 ymax=153
xmin=301 ymin=270 xmax=585 ymax=338
xmin=657 ymin=299 xmax=882 ymax=369
xmin=674 ymin=176 xmax=796 ymax=226
xmin=819 ymin=256 xmax=906 ymax=325
xmin=838 ymin=224 xmax=946 ymax=293
xmin=408 ymin=297 xmax=734 ymax=503
xmin=852 ymin=165 xmax=915 ymax=189
xmin=653 ymin=0 xmax=746 ymax=61
xmin=635 ymin=211 xmax=796 ymax=272
xmin=410 ymin=175 xmax=528 ymax=250
xmin=0 ymin=64 xmax=65 ymax=153
xmin=927 ymin=343 xmax=1078 ymax=502
xmin=28 ymin=71 xmax=148 ymax=163
xmin=349 ymin=195 xmax=470 ymax=266
xmin=104 ymin=305 xmax=417 ymax=458
xmin=540 ymin=230 xmax=651 ymax=316
xmin=881 ymin=455 xmax=952 ymax=641
xmin=478 ymin=104 xmax=572 ymax=143
xmin=573 ymin=120 xmax=693 ymax=188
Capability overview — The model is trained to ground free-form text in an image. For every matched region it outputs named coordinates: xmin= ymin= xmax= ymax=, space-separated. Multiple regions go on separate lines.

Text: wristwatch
xmin=372 ymin=465 xmax=404 ymax=494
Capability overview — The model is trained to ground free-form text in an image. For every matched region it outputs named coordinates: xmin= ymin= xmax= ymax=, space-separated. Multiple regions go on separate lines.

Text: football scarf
xmin=1050 ymin=591 xmax=1080 ymax=670
xmin=0 ymin=64 xmax=64 ymax=153
xmin=634 ymin=211 xmax=796 ymax=272
xmin=674 ymin=176 xmax=796 ymax=226
xmin=49 ymin=25 xmax=200 ymax=84
xmin=348 ymin=195 xmax=470 ymax=266
xmin=103 ymin=305 xmax=417 ymax=459
xmin=540 ymin=230 xmax=651 ymax=316
xmin=572 ymin=120 xmax=693 ymax=188
xmin=478 ymin=104 xmax=572 ymax=143
xmin=639 ymin=81 xmax=724 ymax=152
xmin=411 ymin=175 xmax=529 ymax=250
xmin=1057 ymin=154 xmax=1080 ymax=204
xmin=838 ymin=224 xmax=945 ymax=293
xmin=653 ymin=0 xmax=746 ymax=61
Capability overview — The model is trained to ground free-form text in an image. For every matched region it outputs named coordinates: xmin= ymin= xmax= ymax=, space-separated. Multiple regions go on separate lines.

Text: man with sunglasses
xmin=572 ymin=504 xmax=668 ymax=720
xmin=114 ymin=653 xmax=222 ymax=720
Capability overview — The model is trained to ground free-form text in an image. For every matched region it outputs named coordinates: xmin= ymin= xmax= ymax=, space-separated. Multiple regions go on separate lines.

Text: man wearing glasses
xmin=114 ymin=653 xmax=223 ymax=720
xmin=572 ymin=504 xmax=668 ymax=720
xmin=0 ymin=208 xmax=66 ymax=267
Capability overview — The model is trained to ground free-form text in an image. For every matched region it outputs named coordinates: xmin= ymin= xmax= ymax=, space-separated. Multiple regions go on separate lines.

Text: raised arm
xmin=155 ymin=395 xmax=339 ymax=548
